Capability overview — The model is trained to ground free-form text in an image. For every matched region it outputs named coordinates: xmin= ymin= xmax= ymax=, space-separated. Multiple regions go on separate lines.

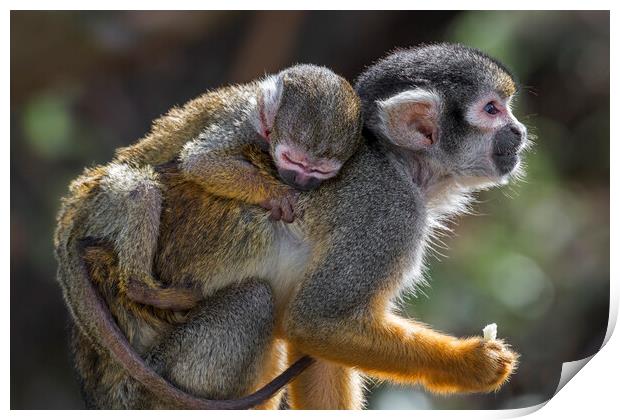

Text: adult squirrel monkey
xmin=55 ymin=44 xmax=529 ymax=409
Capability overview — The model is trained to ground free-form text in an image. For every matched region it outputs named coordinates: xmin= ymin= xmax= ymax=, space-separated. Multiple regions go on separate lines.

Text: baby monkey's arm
xmin=181 ymin=131 xmax=300 ymax=223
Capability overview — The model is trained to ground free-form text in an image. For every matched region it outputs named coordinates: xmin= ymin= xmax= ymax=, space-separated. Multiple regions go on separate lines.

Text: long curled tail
xmin=56 ymin=229 xmax=314 ymax=409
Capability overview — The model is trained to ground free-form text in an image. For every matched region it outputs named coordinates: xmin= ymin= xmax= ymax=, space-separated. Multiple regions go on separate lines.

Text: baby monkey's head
xmin=356 ymin=43 xmax=531 ymax=190
xmin=254 ymin=64 xmax=362 ymax=191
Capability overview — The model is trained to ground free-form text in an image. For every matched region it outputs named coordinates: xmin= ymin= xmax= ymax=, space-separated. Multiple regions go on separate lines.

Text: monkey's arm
xmin=287 ymin=304 xmax=516 ymax=394
xmin=180 ymin=138 xmax=295 ymax=212
xmin=284 ymin=170 xmax=517 ymax=394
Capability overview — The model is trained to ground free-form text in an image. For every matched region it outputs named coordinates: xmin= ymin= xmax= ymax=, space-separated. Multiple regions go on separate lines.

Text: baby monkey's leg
xmin=85 ymin=163 xmax=201 ymax=309
xmin=82 ymin=239 xmax=201 ymax=311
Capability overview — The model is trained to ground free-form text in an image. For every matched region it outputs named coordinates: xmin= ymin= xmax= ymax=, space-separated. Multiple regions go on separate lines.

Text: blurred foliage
xmin=10 ymin=11 xmax=609 ymax=410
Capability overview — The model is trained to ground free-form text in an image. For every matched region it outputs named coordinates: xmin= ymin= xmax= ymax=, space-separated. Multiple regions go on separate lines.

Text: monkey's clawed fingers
xmin=260 ymin=191 xmax=301 ymax=223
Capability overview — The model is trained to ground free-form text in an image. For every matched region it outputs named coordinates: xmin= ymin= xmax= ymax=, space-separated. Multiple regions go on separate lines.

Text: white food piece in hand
xmin=483 ymin=323 xmax=497 ymax=341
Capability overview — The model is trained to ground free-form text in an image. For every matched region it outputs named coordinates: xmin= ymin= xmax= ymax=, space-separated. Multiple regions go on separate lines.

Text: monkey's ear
xmin=376 ymin=89 xmax=441 ymax=150
xmin=255 ymin=74 xmax=284 ymax=139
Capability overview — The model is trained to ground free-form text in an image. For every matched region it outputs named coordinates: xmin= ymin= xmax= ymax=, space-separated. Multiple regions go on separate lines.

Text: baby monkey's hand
xmin=259 ymin=189 xmax=301 ymax=223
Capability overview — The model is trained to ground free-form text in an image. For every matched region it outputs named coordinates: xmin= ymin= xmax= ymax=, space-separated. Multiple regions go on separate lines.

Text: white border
xmin=5 ymin=2 xmax=615 ymax=419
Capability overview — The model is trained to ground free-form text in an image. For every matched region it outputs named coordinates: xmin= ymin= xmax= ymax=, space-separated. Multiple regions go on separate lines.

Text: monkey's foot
xmin=123 ymin=272 xmax=203 ymax=311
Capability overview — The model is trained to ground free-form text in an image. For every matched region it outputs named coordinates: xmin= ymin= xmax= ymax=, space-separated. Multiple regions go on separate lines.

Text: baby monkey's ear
xmin=255 ymin=74 xmax=284 ymax=139
xmin=376 ymin=88 xmax=442 ymax=151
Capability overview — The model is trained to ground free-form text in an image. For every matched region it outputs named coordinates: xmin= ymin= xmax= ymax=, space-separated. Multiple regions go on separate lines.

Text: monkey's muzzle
xmin=492 ymin=124 xmax=524 ymax=175
xmin=277 ymin=168 xmax=323 ymax=191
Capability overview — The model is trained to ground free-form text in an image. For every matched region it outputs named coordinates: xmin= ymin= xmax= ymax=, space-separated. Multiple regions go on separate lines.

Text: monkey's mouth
xmin=492 ymin=150 xmax=519 ymax=175
xmin=277 ymin=167 xmax=323 ymax=191
xmin=491 ymin=125 xmax=525 ymax=176
xmin=492 ymin=135 xmax=522 ymax=176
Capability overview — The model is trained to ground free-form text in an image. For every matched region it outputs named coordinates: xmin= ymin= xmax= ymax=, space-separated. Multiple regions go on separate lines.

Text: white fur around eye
xmin=466 ymin=96 xmax=512 ymax=130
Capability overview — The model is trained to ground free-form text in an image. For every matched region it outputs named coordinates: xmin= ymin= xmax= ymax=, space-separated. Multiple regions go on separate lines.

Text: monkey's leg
xmin=251 ymin=338 xmax=288 ymax=410
xmin=86 ymin=163 xmax=164 ymax=299
xmin=133 ymin=279 xmax=277 ymax=408
xmin=286 ymin=344 xmax=365 ymax=409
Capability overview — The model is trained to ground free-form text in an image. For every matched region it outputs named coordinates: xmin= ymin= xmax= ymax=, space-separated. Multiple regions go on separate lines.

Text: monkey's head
xmin=254 ymin=64 xmax=362 ymax=191
xmin=355 ymin=43 xmax=530 ymax=189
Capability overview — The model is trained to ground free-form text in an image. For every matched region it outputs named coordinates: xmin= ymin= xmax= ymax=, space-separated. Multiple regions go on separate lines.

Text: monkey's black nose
xmin=509 ymin=124 xmax=523 ymax=137
xmin=277 ymin=168 xmax=322 ymax=191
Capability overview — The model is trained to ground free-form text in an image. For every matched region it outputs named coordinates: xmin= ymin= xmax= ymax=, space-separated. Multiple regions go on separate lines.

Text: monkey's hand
xmin=425 ymin=337 xmax=518 ymax=393
xmin=259 ymin=189 xmax=301 ymax=223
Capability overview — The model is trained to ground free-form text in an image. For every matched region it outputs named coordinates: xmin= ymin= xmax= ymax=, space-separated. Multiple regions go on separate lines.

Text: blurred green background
xmin=10 ymin=11 xmax=609 ymax=409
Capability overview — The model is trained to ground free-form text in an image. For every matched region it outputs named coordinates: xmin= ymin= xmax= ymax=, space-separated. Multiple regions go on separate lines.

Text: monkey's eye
xmin=484 ymin=102 xmax=499 ymax=115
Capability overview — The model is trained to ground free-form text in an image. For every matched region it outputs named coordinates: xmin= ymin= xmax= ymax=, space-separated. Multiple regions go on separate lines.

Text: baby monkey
xmin=85 ymin=64 xmax=362 ymax=310
xmin=181 ymin=64 xmax=361 ymax=221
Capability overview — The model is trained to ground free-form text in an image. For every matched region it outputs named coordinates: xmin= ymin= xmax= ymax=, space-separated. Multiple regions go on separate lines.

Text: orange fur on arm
xmin=287 ymin=309 xmax=517 ymax=395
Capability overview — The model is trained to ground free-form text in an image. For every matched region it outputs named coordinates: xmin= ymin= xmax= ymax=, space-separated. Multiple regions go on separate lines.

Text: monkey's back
xmin=115 ymin=82 xmax=259 ymax=167
xmin=296 ymin=142 xmax=428 ymax=315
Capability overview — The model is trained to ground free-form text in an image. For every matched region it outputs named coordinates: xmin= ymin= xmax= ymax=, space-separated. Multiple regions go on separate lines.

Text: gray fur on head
xmin=355 ymin=43 xmax=528 ymax=221
xmin=266 ymin=64 xmax=362 ymax=162
xmin=355 ymin=43 xmax=517 ymax=135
